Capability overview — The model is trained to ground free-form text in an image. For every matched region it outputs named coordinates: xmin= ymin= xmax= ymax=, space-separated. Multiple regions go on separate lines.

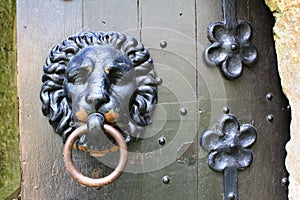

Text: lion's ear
xmin=130 ymin=85 xmax=157 ymax=127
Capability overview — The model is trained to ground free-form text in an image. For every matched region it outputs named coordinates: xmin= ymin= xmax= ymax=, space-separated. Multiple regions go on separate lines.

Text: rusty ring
xmin=63 ymin=124 xmax=128 ymax=187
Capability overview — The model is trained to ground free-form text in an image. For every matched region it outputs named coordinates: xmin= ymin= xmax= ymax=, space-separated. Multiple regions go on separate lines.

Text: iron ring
xmin=63 ymin=124 xmax=128 ymax=187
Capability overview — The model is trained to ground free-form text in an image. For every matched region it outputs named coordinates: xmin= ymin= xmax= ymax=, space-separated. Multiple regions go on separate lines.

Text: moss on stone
xmin=0 ymin=0 xmax=20 ymax=199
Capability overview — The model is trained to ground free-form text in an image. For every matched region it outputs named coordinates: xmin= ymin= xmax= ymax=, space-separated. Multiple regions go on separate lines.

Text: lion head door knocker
xmin=40 ymin=31 xmax=158 ymax=187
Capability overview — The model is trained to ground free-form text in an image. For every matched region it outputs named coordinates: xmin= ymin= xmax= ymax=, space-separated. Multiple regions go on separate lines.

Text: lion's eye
xmin=68 ymin=67 xmax=90 ymax=85
xmin=107 ymin=67 xmax=126 ymax=85
xmin=106 ymin=61 xmax=134 ymax=85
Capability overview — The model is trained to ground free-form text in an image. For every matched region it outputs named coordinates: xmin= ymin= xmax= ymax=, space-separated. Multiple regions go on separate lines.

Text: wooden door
xmin=17 ymin=0 xmax=289 ymax=199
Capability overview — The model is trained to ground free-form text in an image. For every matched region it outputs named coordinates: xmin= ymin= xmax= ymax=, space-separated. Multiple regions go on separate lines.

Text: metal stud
xmin=158 ymin=137 xmax=166 ymax=145
xmin=180 ymin=107 xmax=188 ymax=116
xmin=162 ymin=175 xmax=170 ymax=184
xmin=228 ymin=192 xmax=236 ymax=200
xmin=223 ymin=106 xmax=230 ymax=114
xmin=229 ymin=143 xmax=236 ymax=149
xmin=267 ymin=114 xmax=274 ymax=122
xmin=156 ymin=77 xmax=163 ymax=85
xmin=281 ymin=177 xmax=289 ymax=187
xmin=231 ymin=44 xmax=238 ymax=51
xmin=266 ymin=93 xmax=273 ymax=101
xmin=160 ymin=40 xmax=167 ymax=48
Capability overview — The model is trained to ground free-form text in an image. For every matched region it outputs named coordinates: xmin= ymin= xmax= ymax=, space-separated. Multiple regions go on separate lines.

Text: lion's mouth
xmin=73 ymin=112 xmax=120 ymax=152
xmin=103 ymin=110 xmax=120 ymax=124
xmin=85 ymin=110 xmax=120 ymax=132
xmin=74 ymin=104 xmax=120 ymax=123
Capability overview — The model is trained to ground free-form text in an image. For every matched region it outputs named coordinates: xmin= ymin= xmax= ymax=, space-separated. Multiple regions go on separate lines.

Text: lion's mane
xmin=40 ymin=31 xmax=157 ymax=141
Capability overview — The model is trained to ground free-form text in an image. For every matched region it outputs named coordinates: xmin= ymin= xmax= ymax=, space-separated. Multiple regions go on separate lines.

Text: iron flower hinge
xmin=204 ymin=0 xmax=258 ymax=80
xmin=200 ymin=113 xmax=257 ymax=200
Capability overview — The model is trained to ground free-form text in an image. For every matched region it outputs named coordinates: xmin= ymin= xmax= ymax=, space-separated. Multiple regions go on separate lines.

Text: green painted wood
xmin=196 ymin=1 xmax=225 ymax=199
xmin=18 ymin=0 xmax=143 ymax=199
xmin=82 ymin=1 xmax=143 ymax=199
xmin=17 ymin=0 xmax=84 ymax=199
xmin=139 ymin=0 xmax=199 ymax=199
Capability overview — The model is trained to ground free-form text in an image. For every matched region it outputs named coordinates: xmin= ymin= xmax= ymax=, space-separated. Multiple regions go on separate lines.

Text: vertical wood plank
xmin=82 ymin=1 xmax=143 ymax=199
xmin=139 ymin=0 xmax=198 ymax=199
xmin=196 ymin=1 xmax=225 ymax=199
xmin=236 ymin=1 xmax=289 ymax=199
xmin=196 ymin=0 xmax=289 ymax=199
xmin=196 ymin=7 xmax=228 ymax=181
xmin=17 ymin=0 xmax=88 ymax=199
xmin=82 ymin=0 xmax=139 ymax=34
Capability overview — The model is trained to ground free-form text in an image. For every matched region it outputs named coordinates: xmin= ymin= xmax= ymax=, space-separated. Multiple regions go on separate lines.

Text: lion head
xmin=40 ymin=31 xmax=157 ymax=143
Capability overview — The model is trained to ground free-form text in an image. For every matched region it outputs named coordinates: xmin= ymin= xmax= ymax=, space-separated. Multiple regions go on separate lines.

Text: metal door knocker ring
xmin=40 ymin=31 xmax=157 ymax=187
xmin=63 ymin=124 xmax=127 ymax=187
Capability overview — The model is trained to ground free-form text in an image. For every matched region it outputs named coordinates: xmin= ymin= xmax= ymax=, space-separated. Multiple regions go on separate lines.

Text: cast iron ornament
xmin=40 ymin=31 xmax=158 ymax=145
xmin=200 ymin=114 xmax=257 ymax=200
xmin=40 ymin=31 xmax=158 ymax=187
xmin=205 ymin=0 xmax=258 ymax=80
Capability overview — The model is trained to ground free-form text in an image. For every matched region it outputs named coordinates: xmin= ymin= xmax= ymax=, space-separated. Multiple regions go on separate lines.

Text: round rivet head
xmin=160 ymin=40 xmax=167 ymax=48
xmin=231 ymin=44 xmax=238 ymax=51
xmin=223 ymin=106 xmax=230 ymax=114
xmin=158 ymin=137 xmax=166 ymax=145
xmin=156 ymin=77 xmax=163 ymax=85
xmin=228 ymin=192 xmax=236 ymax=200
xmin=266 ymin=93 xmax=273 ymax=101
xmin=180 ymin=107 xmax=188 ymax=116
xmin=281 ymin=177 xmax=289 ymax=187
xmin=229 ymin=143 xmax=236 ymax=149
xmin=267 ymin=114 xmax=274 ymax=122
xmin=162 ymin=175 xmax=170 ymax=184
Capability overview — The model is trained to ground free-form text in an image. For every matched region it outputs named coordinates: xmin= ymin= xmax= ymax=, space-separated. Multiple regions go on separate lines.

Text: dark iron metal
xmin=200 ymin=113 xmax=257 ymax=200
xmin=222 ymin=106 xmax=230 ymax=114
xmin=266 ymin=93 xmax=273 ymax=101
xmin=281 ymin=177 xmax=289 ymax=188
xmin=180 ymin=107 xmax=188 ymax=116
xmin=205 ymin=0 xmax=258 ymax=80
xmin=158 ymin=136 xmax=166 ymax=145
xmin=40 ymin=31 xmax=158 ymax=145
xmin=156 ymin=77 xmax=163 ymax=85
xmin=267 ymin=114 xmax=274 ymax=122
xmin=162 ymin=175 xmax=170 ymax=184
xmin=160 ymin=40 xmax=167 ymax=48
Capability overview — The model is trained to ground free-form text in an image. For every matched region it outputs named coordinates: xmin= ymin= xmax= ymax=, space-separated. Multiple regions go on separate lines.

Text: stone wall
xmin=264 ymin=0 xmax=300 ymax=199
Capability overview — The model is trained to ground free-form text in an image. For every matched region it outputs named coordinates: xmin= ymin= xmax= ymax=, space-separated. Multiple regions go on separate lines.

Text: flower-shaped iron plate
xmin=205 ymin=0 xmax=258 ymax=80
xmin=200 ymin=114 xmax=257 ymax=172
xmin=205 ymin=21 xmax=257 ymax=80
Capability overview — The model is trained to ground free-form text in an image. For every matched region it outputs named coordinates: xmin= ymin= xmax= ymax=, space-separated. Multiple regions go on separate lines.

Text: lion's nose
xmin=86 ymin=92 xmax=109 ymax=110
xmin=85 ymin=84 xmax=110 ymax=110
